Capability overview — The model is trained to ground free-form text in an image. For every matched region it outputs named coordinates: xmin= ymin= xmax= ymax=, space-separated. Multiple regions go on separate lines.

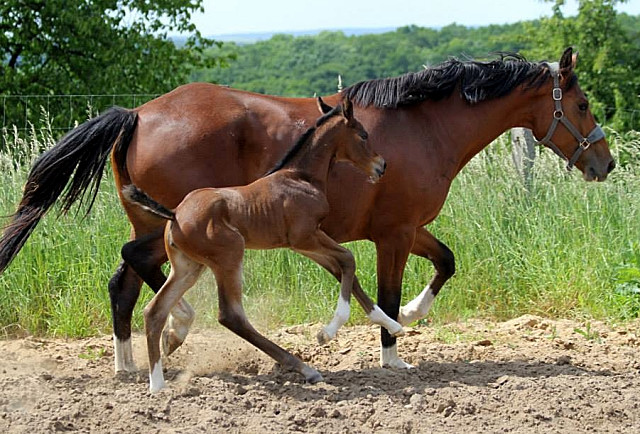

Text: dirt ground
xmin=2 ymin=315 xmax=640 ymax=433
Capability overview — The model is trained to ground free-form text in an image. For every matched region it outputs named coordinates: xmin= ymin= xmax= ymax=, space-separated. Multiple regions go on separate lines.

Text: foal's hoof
xmin=162 ymin=329 xmax=184 ymax=357
xmin=302 ymin=366 xmax=324 ymax=384
xmin=389 ymin=324 xmax=406 ymax=338
xmin=316 ymin=328 xmax=333 ymax=345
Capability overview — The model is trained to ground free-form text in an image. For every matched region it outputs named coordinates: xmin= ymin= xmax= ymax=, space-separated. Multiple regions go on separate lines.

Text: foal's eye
xmin=578 ymin=102 xmax=589 ymax=112
xmin=359 ymin=131 xmax=368 ymax=140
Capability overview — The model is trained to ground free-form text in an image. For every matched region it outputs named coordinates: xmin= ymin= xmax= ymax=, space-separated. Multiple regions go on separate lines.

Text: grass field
xmin=1 ymin=125 xmax=639 ymax=337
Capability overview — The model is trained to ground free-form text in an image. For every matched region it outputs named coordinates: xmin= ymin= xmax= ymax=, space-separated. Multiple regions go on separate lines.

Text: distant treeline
xmin=194 ymin=10 xmax=640 ymax=132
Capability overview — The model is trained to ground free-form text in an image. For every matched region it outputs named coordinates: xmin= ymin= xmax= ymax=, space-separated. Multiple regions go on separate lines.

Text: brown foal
xmin=123 ymin=98 xmax=404 ymax=392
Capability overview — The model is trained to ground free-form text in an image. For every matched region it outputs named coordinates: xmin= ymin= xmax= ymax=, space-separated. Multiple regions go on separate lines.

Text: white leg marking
xmin=380 ymin=343 xmax=414 ymax=369
xmin=320 ymin=296 xmax=350 ymax=343
xmin=149 ymin=360 xmax=166 ymax=393
xmin=113 ymin=335 xmax=137 ymax=373
xmin=398 ymin=285 xmax=435 ymax=326
xmin=368 ymin=305 xmax=405 ymax=337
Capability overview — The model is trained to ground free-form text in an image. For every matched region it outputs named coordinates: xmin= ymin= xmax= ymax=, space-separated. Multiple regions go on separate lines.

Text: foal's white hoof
xmin=317 ymin=327 xmax=335 ymax=345
xmin=388 ymin=322 xmax=405 ymax=338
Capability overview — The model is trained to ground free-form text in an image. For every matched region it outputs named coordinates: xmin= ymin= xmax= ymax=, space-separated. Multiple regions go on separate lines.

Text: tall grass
xmin=1 ymin=124 xmax=639 ymax=337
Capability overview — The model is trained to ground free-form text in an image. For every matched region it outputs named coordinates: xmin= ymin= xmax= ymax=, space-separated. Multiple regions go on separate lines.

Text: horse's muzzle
xmin=584 ymin=158 xmax=616 ymax=182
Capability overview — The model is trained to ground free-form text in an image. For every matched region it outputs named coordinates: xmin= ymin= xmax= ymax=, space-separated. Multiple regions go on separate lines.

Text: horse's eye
xmin=578 ymin=102 xmax=589 ymax=112
xmin=359 ymin=131 xmax=368 ymax=140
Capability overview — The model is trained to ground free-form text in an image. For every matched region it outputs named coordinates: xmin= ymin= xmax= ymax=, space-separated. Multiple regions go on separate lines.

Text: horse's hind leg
xmin=211 ymin=257 xmax=323 ymax=384
xmin=108 ymin=260 xmax=143 ymax=372
xmin=121 ymin=231 xmax=196 ymax=357
xmin=143 ymin=246 xmax=203 ymax=393
xmin=397 ymin=227 xmax=455 ymax=326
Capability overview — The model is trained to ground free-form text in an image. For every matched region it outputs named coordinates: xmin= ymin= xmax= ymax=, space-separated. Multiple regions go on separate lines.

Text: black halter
xmin=535 ymin=64 xmax=605 ymax=171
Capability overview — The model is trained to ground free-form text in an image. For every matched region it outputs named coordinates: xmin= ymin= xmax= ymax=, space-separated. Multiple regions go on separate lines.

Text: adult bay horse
xmin=0 ymin=48 xmax=615 ymax=373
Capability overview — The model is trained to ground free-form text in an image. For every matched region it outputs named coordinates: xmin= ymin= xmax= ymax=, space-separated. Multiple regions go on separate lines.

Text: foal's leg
xmin=294 ymin=230 xmax=404 ymax=343
xmin=121 ymin=231 xmax=196 ymax=357
xmin=397 ymin=227 xmax=455 ymax=326
xmin=143 ymin=247 xmax=204 ymax=393
xmin=211 ymin=260 xmax=323 ymax=384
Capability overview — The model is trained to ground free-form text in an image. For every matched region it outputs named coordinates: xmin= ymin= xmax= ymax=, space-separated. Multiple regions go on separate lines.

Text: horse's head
xmin=317 ymin=97 xmax=386 ymax=182
xmin=530 ymin=47 xmax=615 ymax=181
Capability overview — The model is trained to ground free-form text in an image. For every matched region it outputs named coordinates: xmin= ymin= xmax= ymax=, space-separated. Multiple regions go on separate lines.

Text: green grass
xmin=1 ymin=126 xmax=639 ymax=337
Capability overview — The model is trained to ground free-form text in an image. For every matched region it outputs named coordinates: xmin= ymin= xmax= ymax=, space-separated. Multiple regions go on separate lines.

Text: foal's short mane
xmin=264 ymin=104 xmax=343 ymax=176
xmin=342 ymin=53 xmax=575 ymax=109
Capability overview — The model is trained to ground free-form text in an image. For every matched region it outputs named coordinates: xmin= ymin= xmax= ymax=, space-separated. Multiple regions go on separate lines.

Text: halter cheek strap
xmin=535 ymin=67 xmax=605 ymax=171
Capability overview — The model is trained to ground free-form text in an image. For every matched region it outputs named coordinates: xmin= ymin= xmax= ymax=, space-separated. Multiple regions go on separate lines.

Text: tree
xmin=0 ymin=0 xmax=232 ymax=95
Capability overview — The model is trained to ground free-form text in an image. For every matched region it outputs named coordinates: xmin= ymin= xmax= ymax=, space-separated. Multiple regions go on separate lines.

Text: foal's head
xmin=317 ymin=97 xmax=386 ymax=182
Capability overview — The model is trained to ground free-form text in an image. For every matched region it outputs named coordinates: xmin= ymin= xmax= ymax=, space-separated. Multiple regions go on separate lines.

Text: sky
xmin=190 ymin=0 xmax=640 ymax=36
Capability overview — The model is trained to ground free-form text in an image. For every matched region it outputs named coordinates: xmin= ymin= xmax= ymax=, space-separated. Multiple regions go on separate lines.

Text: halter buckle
xmin=552 ymin=88 xmax=562 ymax=101
xmin=579 ymin=138 xmax=591 ymax=150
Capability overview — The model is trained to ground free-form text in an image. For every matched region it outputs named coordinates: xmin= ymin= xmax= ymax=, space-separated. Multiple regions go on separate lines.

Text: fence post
xmin=511 ymin=127 xmax=536 ymax=191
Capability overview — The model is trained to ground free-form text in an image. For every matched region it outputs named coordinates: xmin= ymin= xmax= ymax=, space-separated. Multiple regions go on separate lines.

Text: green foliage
xmin=194 ymin=23 xmax=530 ymax=97
xmin=523 ymin=1 xmax=640 ymax=131
xmin=0 ymin=0 xmax=233 ymax=95
xmin=196 ymin=3 xmax=639 ymax=131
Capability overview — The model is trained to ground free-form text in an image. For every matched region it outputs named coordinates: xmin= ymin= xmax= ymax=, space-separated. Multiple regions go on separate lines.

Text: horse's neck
xmin=286 ymin=129 xmax=338 ymax=190
xmin=424 ymin=88 xmax=538 ymax=176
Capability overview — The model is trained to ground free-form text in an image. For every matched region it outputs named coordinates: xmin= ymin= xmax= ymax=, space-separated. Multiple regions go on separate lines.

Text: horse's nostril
xmin=607 ymin=159 xmax=616 ymax=174
xmin=382 ymin=161 xmax=387 ymax=172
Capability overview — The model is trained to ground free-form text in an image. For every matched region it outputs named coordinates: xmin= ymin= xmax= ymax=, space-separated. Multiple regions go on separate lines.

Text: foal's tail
xmin=121 ymin=185 xmax=175 ymax=221
xmin=0 ymin=107 xmax=138 ymax=274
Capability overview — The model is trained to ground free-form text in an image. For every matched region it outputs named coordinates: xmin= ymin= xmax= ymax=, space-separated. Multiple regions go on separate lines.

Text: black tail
xmin=0 ymin=107 xmax=138 ymax=273
xmin=121 ymin=185 xmax=175 ymax=221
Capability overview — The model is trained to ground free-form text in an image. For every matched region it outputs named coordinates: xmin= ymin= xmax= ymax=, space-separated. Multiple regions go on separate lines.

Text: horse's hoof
xmin=381 ymin=359 xmax=414 ymax=369
xmin=162 ymin=329 xmax=183 ymax=357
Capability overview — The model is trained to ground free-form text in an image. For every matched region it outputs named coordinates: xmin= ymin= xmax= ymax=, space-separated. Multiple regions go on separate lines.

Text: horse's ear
xmin=317 ymin=97 xmax=333 ymax=114
xmin=342 ymin=97 xmax=353 ymax=121
xmin=559 ymin=47 xmax=575 ymax=72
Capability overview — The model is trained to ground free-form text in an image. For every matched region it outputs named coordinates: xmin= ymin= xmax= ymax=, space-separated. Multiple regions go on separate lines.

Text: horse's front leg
xmin=397 ymin=227 xmax=455 ymax=326
xmin=374 ymin=226 xmax=416 ymax=369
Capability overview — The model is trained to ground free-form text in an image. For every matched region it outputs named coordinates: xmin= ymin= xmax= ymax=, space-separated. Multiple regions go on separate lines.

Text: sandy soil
xmin=1 ymin=315 xmax=640 ymax=433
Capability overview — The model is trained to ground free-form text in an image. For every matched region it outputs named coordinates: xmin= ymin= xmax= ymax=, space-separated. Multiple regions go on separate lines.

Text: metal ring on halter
xmin=552 ymin=88 xmax=562 ymax=100
xmin=579 ymin=138 xmax=591 ymax=150
xmin=554 ymin=110 xmax=563 ymax=119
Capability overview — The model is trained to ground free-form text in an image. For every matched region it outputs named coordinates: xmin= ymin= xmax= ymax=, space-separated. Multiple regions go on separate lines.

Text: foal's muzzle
xmin=369 ymin=157 xmax=386 ymax=182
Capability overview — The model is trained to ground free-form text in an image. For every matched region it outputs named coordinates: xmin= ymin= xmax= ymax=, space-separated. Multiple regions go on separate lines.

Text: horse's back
xmin=125 ymin=84 xmax=320 ymax=208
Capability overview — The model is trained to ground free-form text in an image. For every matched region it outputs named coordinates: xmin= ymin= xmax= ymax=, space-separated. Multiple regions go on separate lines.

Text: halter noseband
xmin=535 ymin=64 xmax=605 ymax=171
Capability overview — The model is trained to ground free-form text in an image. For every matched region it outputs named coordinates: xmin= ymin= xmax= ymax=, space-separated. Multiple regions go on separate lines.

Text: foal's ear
xmin=559 ymin=47 xmax=576 ymax=73
xmin=341 ymin=97 xmax=353 ymax=121
xmin=317 ymin=97 xmax=333 ymax=114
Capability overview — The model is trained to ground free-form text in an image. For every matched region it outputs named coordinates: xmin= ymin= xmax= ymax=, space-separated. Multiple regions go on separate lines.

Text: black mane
xmin=342 ymin=53 xmax=555 ymax=108
xmin=264 ymin=104 xmax=343 ymax=176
